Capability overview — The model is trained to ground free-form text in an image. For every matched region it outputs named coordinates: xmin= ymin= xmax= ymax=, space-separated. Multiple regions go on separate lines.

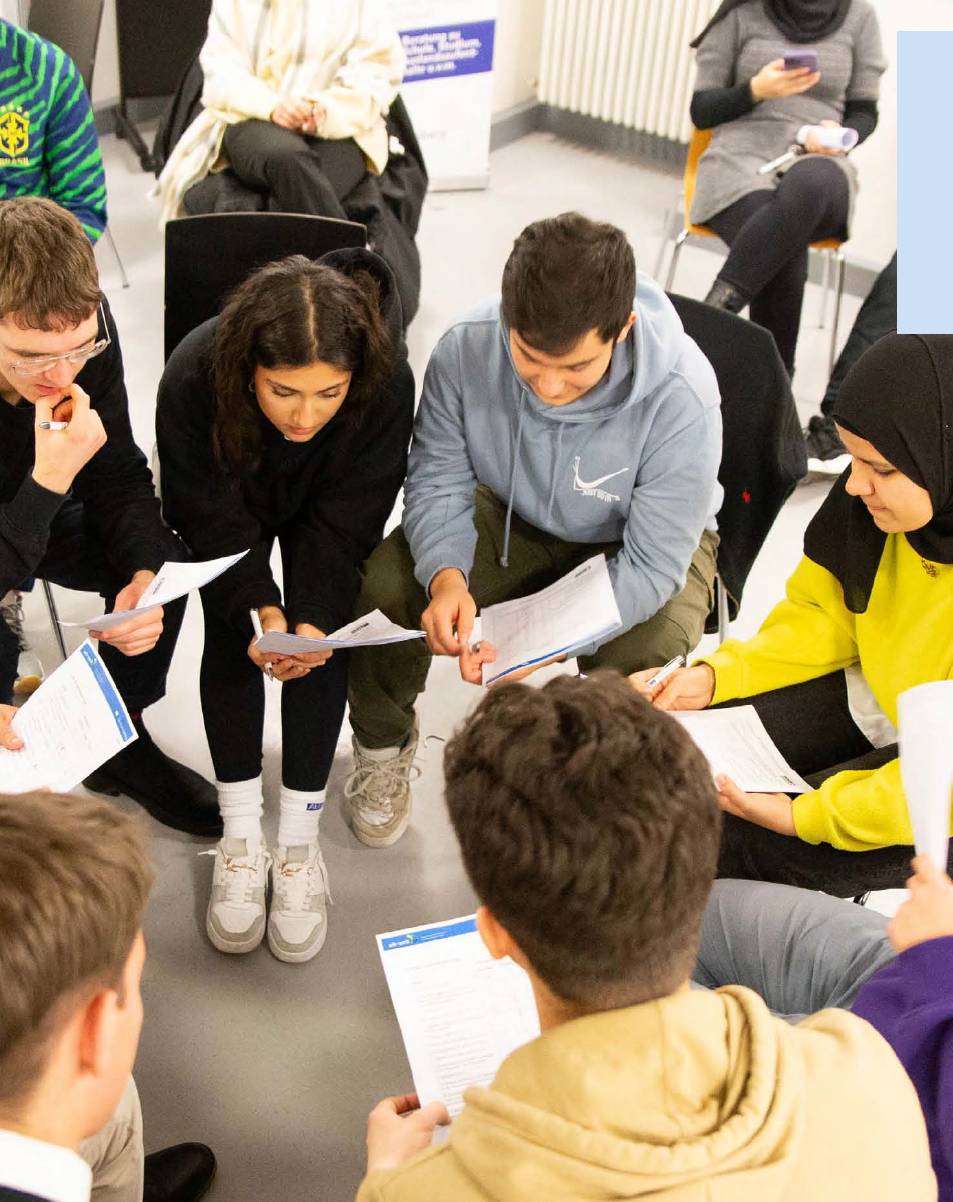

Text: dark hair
xmin=0 ymin=197 xmax=102 ymax=330
xmin=443 ymin=672 xmax=720 ymax=1009
xmin=212 ymin=256 xmax=396 ymax=476
xmin=501 ymin=212 xmax=636 ymax=355
xmin=0 ymin=791 xmax=152 ymax=1113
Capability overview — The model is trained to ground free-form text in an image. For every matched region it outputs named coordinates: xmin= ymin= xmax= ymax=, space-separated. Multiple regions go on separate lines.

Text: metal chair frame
xmin=658 ymin=128 xmax=847 ymax=376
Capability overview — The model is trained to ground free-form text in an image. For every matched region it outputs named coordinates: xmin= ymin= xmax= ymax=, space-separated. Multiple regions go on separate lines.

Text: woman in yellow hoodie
xmin=634 ymin=333 xmax=953 ymax=895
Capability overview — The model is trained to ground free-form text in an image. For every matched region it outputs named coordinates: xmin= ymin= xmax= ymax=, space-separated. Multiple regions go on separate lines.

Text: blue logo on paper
xmin=380 ymin=917 xmax=477 ymax=952
xmin=401 ymin=20 xmax=495 ymax=82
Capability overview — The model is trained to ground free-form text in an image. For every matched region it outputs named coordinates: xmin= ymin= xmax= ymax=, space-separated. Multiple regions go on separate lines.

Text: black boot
xmin=143 ymin=1143 xmax=217 ymax=1202
xmin=84 ymin=716 xmax=222 ymax=838
xmin=704 ymin=277 xmax=748 ymax=314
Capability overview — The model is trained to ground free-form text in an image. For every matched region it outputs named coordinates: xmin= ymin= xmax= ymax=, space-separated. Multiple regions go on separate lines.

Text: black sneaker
xmin=144 ymin=1143 xmax=216 ymax=1202
xmin=804 ymin=414 xmax=851 ymax=476
xmin=84 ymin=717 xmax=222 ymax=838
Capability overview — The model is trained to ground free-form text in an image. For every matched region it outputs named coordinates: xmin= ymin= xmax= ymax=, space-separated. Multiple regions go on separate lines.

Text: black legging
xmin=198 ymin=554 xmax=348 ymax=792
xmin=712 ymin=671 xmax=941 ymax=896
xmin=222 ymin=119 xmax=368 ymax=218
xmin=707 ymin=156 xmax=850 ymax=376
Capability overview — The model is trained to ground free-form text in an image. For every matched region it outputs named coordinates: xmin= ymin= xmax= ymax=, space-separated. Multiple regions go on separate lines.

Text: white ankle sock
xmin=217 ymin=777 xmax=264 ymax=842
xmin=358 ymin=738 xmax=405 ymax=762
xmin=277 ymin=785 xmax=325 ymax=849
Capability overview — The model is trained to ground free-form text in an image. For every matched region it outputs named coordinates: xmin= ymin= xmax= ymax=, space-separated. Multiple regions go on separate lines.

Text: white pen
xmin=249 ymin=609 xmax=274 ymax=680
xmin=38 ymin=421 xmax=68 ymax=430
xmin=647 ymin=654 xmax=685 ymax=689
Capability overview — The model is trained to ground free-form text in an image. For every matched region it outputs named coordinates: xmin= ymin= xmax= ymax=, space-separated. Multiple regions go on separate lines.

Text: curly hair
xmin=443 ymin=671 xmax=721 ymax=1009
xmin=212 ymin=256 xmax=396 ymax=478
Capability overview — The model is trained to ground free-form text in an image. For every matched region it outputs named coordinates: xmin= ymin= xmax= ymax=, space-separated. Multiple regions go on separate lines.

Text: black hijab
xmin=691 ymin=0 xmax=852 ymax=48
xmin=803 ymin=334 xmax=953 ymax=613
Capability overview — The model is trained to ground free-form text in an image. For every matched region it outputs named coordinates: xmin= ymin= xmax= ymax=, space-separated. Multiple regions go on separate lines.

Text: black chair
xmin=163 ymin=212 xmax=367 ymax=360
xmin=668 ymin=293 xmax=808 ymax=640
xmin=28 ymin=0 xmax=129 ymax=287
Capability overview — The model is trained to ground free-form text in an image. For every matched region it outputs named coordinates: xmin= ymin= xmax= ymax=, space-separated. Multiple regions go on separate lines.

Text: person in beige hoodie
xmin=356 ymin=672 xmax=936 ymax=1202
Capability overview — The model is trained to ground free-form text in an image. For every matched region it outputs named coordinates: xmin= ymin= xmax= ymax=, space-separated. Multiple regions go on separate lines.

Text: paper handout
xmin=899 ymin=681 xmax=953 ymax=872
xmin=376 ymin=916 xmax=540 ymax=1119
xmin=480 ymin=554 xmax=623 ymax=685
xmin=64 ymin=551 xmax=249 ymax=631
xmin=673 ymin=706 xmax=810 ymax=793
xmin=0 ymin=640 xmax=136 ymax=793
xmin=253 ymin=608 xmax=425 ymax=654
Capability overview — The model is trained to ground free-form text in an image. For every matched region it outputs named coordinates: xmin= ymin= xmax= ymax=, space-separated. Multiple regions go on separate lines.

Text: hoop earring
xmin=248 ymin=379 xmax=257 ymax=395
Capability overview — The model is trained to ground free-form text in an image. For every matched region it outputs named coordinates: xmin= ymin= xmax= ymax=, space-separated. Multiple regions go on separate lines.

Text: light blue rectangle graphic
xmin=380 ymin=916 xmax=477 ymax=951
xmin=898 ymin=32 xmax=951 ymax=334
xmin=80 ymin=643 xmax=134 ymax=742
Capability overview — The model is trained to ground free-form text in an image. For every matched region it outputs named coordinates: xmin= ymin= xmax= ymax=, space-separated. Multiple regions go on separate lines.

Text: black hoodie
xmin=0 ymin=298 xmax=166 ymax=593
xmin=155 ymin=248 xmax=415 ymax=634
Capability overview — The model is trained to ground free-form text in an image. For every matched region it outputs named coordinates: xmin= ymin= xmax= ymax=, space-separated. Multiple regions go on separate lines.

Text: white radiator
xmin=538 ymin=0 xmax=720 ymax=144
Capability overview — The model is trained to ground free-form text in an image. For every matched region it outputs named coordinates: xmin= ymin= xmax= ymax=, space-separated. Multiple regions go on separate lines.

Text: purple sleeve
xmin=853 ymin=934 xmax=953 ymax=1197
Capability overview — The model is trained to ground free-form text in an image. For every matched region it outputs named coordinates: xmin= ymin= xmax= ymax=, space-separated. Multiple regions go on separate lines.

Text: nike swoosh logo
xmin=574 ymin=463 xmax=628 ymax=490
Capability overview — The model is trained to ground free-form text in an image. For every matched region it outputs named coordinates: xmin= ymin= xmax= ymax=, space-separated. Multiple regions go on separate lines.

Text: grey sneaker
xmin=267 ymin=843 xmax=331 ymax=964
xmin=202 ymin=837 xmax=270 ymax=954
xmin=344 ymin=717 xmax=420 ymax=848
xmin=0 ymin=591 xmax=44 ymax=695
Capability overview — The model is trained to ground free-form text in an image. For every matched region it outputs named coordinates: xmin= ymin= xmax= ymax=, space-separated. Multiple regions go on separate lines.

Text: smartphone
xmin=783 ymin=49 xmax=818 ymax=72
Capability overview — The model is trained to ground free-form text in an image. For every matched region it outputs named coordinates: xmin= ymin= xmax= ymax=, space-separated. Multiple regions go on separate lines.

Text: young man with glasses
xmin=0 ymin=196 xmax=219 ymax=836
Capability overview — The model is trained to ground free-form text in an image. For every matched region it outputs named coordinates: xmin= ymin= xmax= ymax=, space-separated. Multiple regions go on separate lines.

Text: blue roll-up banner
xmin=387 ymin=1 xmax=497 ymax=191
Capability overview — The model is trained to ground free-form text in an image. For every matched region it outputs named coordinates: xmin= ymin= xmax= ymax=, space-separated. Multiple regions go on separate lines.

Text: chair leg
xmin=41 ymin=579 xmax=69 ymax=663
xmin=716 ymin=572 xmax=730 ymax=644
xmin=665 ymin=229 xmax=689 ymax=292
xmin=828 ymin=251 xmax=846 ymax=378
xmin=653 ymin=211 xmax=672 ymax=280
xmin=817 ymin=248 xmax=831 ymax=329
xmin=104 ymin=227 xmax=130 ymax=290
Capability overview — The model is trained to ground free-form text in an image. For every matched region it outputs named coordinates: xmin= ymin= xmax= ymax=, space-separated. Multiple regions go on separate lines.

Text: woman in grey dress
xmin=689 ymin=0 xmax=885 ymax=376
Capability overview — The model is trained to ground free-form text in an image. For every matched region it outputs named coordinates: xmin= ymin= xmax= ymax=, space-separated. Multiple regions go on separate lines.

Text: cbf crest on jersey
xmin=0 ymin=106 xmax=29 ymax=162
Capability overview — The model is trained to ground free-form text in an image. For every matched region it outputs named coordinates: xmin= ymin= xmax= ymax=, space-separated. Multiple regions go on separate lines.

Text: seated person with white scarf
xmin=154 ymin=0 xmax=404 ymax=225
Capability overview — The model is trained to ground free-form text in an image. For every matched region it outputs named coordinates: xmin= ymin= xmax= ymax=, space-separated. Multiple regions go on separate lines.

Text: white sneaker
xmin=0 ymin=591 xmax=44 ymax=696
xmin=267 ymin=843 xmax=331 ymax=964
xmin=344 ymin=717 xmax=420 ymax=848
xmin=202 ymin=837 xmax=270 ymax=954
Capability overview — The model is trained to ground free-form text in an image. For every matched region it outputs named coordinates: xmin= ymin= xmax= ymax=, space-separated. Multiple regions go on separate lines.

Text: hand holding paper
xmin=0 ymin=641 xmax=136 ymax=793
xmin=479 ymin=555 xmax=622 ymax=686
xmin=65 ymin=551 xmax=249 ymax=632
xmin=253 ymin=609 xmax=425 ymax=654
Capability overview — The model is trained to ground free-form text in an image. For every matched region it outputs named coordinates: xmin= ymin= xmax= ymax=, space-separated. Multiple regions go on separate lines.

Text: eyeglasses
xmin=6 ymin=303 xmax=111 ymax=377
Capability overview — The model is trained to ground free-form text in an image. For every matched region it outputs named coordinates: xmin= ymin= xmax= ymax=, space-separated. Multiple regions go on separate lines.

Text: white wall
xmin=492 ymin=0 xmax=546 ymax=112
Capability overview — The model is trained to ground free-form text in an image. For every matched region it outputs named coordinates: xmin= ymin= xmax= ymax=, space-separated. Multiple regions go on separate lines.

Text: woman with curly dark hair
xmin=156 ymin=249 xmax=414 ymax=963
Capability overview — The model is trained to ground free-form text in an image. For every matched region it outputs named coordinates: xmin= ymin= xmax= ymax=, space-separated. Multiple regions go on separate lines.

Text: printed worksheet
xmin=64 ymin=551 xmax=249 ymax=631
xmin=480 ymin=555 xmax=622 ymax=685
xmin=673 ymin=706 xmax=810 ymax=793
xmin=254 ymin=608 xmax=426 ymax=654
xmin=0 ymin=640 xmax=136 ymax=792
xmin=377 ymin=916 xmax=540 ymax=1119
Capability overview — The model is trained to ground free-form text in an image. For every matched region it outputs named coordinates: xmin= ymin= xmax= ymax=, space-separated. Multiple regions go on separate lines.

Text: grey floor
xmin=25 ymin=128 xmax=901 ymax=1200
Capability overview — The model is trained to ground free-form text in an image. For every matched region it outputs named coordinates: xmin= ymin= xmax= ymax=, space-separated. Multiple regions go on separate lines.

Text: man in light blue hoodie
xmin=344 ymin=213 xmax=723 ymax=846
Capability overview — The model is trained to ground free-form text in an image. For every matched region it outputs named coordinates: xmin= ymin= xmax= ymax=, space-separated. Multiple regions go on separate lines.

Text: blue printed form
xmin=0 ymin=639 xmax=137 ymax=793
xmin=377 ymin=915 xmax=539 ymax=1117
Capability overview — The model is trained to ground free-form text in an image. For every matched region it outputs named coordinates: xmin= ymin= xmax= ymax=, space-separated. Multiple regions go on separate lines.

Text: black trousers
xmin=712 ymin=672 xmax=934 ymax=896
xmin=707 ymin=156 xmax=850 ymax=377
xmin=222 ymin=120 xmax=368 ymax=219
xmin=3 ymin=500 xmax=187 ymax=712
xmin=198 ymin=530 xmax=348 ymax=792
xmin=820 ymin=251 xmax=897 ymax=416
